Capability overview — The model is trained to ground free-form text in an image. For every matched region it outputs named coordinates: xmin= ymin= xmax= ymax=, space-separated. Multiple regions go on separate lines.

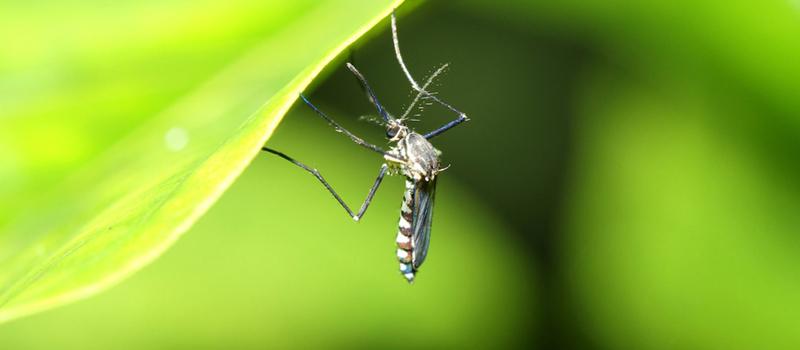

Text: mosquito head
xmin=385 ymin=119 xmax=409 ymax=142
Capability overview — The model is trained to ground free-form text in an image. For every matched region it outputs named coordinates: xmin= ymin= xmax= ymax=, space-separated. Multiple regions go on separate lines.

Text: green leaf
xmin=0 ymin=0 xmax=404 ymax=324
xmin=0 ymin=114 xmax=533 ymax=348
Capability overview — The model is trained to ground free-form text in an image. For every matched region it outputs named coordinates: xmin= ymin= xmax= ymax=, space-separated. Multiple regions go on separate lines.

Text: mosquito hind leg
xmin=262 ymin=147 xmax=389 ymax=221
xmin=391 ymin=12 xmax=469 ymax=136
xmin=423 ymin=115 xmax=468 ymax=139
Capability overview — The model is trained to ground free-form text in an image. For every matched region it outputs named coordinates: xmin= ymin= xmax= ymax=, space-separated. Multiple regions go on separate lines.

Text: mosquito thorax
xmin=384 ymin=130 xmax=441 ymax=182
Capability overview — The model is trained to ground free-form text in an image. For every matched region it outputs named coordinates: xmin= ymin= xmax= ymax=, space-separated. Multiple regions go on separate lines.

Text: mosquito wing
xmin=411 ymin=178 xmax=437 ymax=269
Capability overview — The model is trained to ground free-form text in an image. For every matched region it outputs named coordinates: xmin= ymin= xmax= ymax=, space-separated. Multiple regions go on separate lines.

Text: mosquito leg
xmin=262 ymin=147 xmax=389 ymax=221
xmin=353 ymin=163 xmax=390 ymax=220
xmin=346 ymin=63 xmax=392 ymax=122
xmin=391 ymin=12 xmax=469 ymax=126
xmin=300 ymin=94 xmax=386 ymax=155
xmin=423 ymin=115 xmax=469 ymax=139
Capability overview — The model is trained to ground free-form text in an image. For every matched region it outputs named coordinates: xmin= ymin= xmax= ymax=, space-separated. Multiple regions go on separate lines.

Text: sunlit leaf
xmin=0 ymin=0 xmax=404 ymax=324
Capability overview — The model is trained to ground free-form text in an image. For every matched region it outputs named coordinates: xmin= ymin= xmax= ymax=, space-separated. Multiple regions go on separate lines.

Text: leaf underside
xmin=0 ymin=0 xmax=404 ymax=324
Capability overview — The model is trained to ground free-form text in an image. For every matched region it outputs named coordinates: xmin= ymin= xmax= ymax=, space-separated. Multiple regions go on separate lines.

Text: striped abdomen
xmin=396 ymin=179 xmax=415 ymax=282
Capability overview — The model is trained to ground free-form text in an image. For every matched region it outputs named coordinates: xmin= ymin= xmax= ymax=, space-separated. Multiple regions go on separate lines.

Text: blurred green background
xmin=3 ymin=0 xmax=800 ymax=349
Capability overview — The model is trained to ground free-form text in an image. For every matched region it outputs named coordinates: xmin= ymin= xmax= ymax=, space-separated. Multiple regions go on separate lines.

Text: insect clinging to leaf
xmin=262 ymin=12 xmax=469 ymax=282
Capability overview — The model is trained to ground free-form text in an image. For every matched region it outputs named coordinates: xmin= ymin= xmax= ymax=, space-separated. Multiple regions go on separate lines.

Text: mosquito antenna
xmin=358 ymin=114 xmax=386 ymax=126
xmin=346 ymin=62 xmax=392 ymax=122
xmin=400 ymin=63 xmax=448 ymax=120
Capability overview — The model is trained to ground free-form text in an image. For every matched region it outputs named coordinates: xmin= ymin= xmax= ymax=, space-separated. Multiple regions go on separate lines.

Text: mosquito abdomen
xmin=396 ymin=179 xmax=415 ymax=282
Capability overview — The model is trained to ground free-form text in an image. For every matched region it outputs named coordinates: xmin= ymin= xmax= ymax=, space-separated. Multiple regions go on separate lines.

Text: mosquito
xmin=262 ymin=13 xmax=469 ymax=283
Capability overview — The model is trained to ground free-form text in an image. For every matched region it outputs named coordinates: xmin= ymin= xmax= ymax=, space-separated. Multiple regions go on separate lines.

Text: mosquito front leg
xmin=346 ymin=63 xmax=392 ymax=122
xmin=353 ymin=163 xmax=390 ymax=221
xmin=391 ymin=12 xmax=469 ymax=139
xmin=300 ymin=94 xmax=387 ymax=155
xmin=262 ymin=147 xmax=388 ymax=221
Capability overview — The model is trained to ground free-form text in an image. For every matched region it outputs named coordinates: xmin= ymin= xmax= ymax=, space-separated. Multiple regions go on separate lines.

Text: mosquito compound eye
xmin=386 ymin=127 xmax=398 ymax=139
